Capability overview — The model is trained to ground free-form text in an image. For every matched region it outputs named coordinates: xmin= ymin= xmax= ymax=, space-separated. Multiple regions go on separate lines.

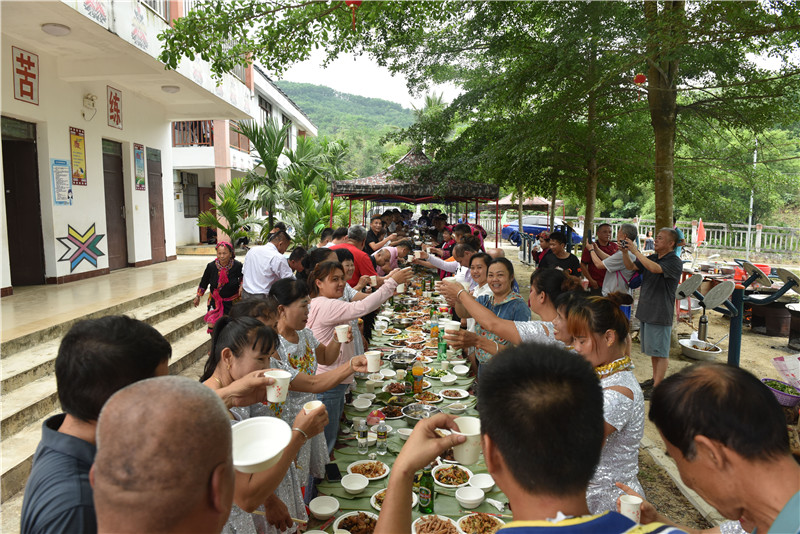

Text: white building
xmin=0 ymin=0 xmax=253 ymax=295
xmin=171 ymin=64 xmax=317 ymax=246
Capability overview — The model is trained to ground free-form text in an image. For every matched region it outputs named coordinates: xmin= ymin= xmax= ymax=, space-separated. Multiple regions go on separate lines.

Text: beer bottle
xmin=418 ymin=463 xmax=435 ymax=514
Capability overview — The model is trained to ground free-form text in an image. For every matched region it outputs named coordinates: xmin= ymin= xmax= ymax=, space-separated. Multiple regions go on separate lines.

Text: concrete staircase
xmin=0 ymin=280 xmax=212 ymax=533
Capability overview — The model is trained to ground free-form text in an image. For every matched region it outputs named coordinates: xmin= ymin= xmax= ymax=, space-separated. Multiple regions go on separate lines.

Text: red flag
xmin=697 ymin=218 xmax=706 ymax=246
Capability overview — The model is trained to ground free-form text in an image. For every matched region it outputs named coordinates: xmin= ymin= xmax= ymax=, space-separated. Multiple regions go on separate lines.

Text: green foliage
xmin=197 ymin=178 xmax=262 ymax=243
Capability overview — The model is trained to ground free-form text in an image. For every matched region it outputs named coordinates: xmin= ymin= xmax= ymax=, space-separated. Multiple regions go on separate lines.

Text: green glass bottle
xmin=418 ymin=463 xmax=435 ymax=514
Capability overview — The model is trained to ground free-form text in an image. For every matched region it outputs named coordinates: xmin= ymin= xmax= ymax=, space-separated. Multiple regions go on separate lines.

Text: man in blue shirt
xmin=650 ymin=364 xmax=800 ymax=534
xmin=21 ymin=316 xmax=172 ymax=534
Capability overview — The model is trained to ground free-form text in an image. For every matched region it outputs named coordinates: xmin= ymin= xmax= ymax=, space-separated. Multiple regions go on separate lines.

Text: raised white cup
xmin=303 ymin=400 xmax=323 ymax=414
xmin=415 ymin=250 xmax=423 ymax=258
xmin=619 ymin=495 xmax=643 ymax=523
xmin=264 ymin=370 xmax=292 ymax=403
xmin=370 ymin=275 xmax=377 ymax=285
xmin=452 ymin=416 xmax=482 ymax=465
xmin=407 ymin=254 xmax=414 ymax=263
xmin=335 ymin=324 xmax=349 ymax=342
xmin=365 ymin=351 xmax=382 ymax=372
xmin=396 ymin=283 xmax=405 ymax=293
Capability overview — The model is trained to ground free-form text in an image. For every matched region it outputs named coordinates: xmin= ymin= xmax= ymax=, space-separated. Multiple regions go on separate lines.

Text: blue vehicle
xmin=502 ymin=215 xmax=582 ymax=247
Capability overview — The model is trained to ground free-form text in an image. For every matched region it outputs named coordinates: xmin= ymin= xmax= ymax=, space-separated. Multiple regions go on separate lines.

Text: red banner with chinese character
xmin=107 ymin=86 xmax=122 ymax=129
xmin=12 ymin=46 xmax=39 ymax=105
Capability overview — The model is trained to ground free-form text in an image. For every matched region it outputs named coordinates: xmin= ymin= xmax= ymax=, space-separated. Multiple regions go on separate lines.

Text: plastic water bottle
xmin=356 ymin=418 xmax=368 ymax=454
xmin=376 ymin=420 xmax=388 ymax=455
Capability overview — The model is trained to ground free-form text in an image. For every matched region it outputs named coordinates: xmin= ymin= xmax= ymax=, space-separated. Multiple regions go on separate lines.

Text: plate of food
xmin=407 ymin=310 xmax=427 ymax=318
xmin=392 ymin=333 xmax=412 ymax=341
xmin=405 ymin=325 xmax=424 ymax=333
xmin=333 ymin=511 xmax=379 ymax=534
xmin=414 ymin=391 xmax=443 ymax=403
xmin=382 ymin=381 xmax=408 ymax=395
xmin=424 ymin=340 xmax=438 ymax=349
xmin=440 ymin=388 xmax=469 ymax=400
xmin=457 ymin=513 xmax=505 ymax=534
xmin=432 ymin=464 xmax=473 ymax=488
xmin=419 ymin=348 xmax=438 ymax=359
xmin=412 ymin=514 xmax=459 ymax=534
xmin=370 ymin=488 xmax=418 ymax=511
xmin=402 ymin=403 xmax=441 ymax=421
xmin=381 ymin=405 xmax=405 ymax=419
xmin=426 ymin=368 xmax=449 ymax=378
xmin=406 ymin=335 xmax=427 ymax=345
xmin=348 ymin=460 xmax=391 ymax=480
xmin=381 ymin=327 xmax=401 ymax=337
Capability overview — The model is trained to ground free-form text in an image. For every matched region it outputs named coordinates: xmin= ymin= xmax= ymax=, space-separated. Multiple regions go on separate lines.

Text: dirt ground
xmin=506 ymin=244 xmax=799 ymax=529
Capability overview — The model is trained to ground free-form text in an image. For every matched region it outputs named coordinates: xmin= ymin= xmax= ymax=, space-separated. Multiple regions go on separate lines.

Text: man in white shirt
xmin=415 ymin=243 xmax=477 ymax=289
xmin=241 ymin=230 xmax=293 ymax=299
xmin=587 ymin=223 xmax=638 ymax=296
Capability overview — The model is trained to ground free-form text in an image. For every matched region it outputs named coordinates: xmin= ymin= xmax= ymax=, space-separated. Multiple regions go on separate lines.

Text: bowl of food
xmin=357 ymin=393 xmax=376 ymax=402
xmin=469 ymin=473 xmax=496 ymax=492
xmin=308 ymin=496 xmax=339 ymax=520
xmin=397 ymin=427 xmax=413 ymax=441
xmin=455 ymin=486 xmax=485 ymax=509
xmin=762 ymin=378 xmax=800 ymax=407
xmin=432 ymin=464 xmax=473 ymax=488
xmin=352 ymin=398 xmax=372 ymax=411
xmin=402 ymin=403 xmax=441 ymax=421
xmin=367 ymin=373 xmax=384 ymax=382
xmin=334 ymin=511 xmax=378 ymax=533
xmin=679 ymin=339 xmax=722 ymax=361
xmin=341 ymin=473 xmax=369 ymax=494
xmin=232 ymin=417 xmax=293 ymax=473
xmin=452 ymin=364 xmax=470 ymax=377
xmin=440 ymin=373 xmax=458 ymax=385
xmin=380 ymin=369 xmax=396 ymax=379
xmin=447 ymin=402 xmax=467 ymax=415
xmin=458 ymin=513 xmax=505 ymax=534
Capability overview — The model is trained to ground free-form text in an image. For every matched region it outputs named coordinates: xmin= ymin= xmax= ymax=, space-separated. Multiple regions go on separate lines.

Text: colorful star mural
xmin=57 ymin=224 xmax=106 ymax=272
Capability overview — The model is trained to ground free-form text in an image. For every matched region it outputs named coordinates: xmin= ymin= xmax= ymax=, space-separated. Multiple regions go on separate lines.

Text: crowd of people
xmin=19 ymin=209 xmax=799 ymax=534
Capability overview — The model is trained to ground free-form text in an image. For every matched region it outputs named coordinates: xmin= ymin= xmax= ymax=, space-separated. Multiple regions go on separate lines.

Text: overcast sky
xmin=280 ymin=50 xmax=460 ymax=110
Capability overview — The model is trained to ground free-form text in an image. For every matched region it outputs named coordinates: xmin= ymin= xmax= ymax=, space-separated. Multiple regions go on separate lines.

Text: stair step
xmin=0 ymin=326 xmax=211 ymax=504
xmin=0 ymin=279 xmax=198 ymax=358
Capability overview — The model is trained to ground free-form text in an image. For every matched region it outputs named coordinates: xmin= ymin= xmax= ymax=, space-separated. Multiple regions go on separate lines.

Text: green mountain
xmin=275 ymin=81 xmax=414 ymax=177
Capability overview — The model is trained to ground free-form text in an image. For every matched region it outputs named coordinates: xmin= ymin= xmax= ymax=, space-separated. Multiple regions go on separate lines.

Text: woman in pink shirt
xmin=308 ymin=261 xmax=412 ymax=453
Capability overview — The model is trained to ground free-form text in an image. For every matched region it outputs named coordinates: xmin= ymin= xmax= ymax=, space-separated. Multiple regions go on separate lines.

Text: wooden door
xmin=199 ymin=186 xmax=215 ymax=243
xmin=102 ymin=140 xmax=128 ymax=270
xmin=2 ymin=117 xmax=45 ymax=285
xmin=146 ymin=147 xmax=166 ymax=263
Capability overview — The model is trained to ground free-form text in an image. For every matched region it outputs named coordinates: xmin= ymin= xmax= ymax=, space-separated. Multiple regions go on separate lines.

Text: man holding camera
xmin=622 ymin=228 xmax=683 ymax=394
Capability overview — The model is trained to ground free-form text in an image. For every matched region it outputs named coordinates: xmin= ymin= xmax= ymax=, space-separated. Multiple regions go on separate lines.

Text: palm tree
xmin=235 ymin=119 xmax=300 ymax=234
xmin=197 ymin=177 xmax=261 ymax=244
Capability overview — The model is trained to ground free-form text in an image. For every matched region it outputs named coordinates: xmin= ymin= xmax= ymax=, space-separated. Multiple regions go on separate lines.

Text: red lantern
xmin=345 ymin=0 xmax=362 ymax=31
xmin=633 ymin=73 xmax=646 ymax=101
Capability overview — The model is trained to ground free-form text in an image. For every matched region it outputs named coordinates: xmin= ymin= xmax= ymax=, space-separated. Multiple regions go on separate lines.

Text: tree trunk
xmin=645 ymin=1 xmax=684 ymax=233
xmin=517 ymin=184 xmax=523 ymax=234
xmin=584 ymin=42 xmax=598 ymax=243
xmin=550 ymin=186 xmax=557 ymax=230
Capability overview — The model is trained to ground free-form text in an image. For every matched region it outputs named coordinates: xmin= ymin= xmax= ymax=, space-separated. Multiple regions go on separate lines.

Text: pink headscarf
xmin=372 ymin=246 xmax=398 ymax=276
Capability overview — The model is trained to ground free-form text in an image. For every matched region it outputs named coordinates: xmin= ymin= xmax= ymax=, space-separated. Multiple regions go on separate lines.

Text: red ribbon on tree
xmin=634 ymin=73 xmax=646 ymax=101
xmin=345 ymin=0 xmax=362 ymax=31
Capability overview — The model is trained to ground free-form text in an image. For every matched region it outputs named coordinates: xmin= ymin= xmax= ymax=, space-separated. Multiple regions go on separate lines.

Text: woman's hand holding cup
xmin=293 ymin=405 xmax=329 ymax=439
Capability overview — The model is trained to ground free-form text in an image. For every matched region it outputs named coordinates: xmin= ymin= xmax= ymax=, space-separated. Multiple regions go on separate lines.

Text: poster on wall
xmin=12 ymin=46 xmax=39 ymax=105
xmin=51 ymin=159 xmax=72 ymax=205
xmin=69 ymin=127 xmax=87 ymax=186
xmin=107 ymin=85 xmax=122 ymax=129
xmin=134 ymin=143 xmax=146 ymax=191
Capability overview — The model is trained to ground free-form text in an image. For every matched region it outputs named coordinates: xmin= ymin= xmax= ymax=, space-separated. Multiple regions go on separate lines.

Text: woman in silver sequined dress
xmin=568 ymin=293 xmax=645 ymax=514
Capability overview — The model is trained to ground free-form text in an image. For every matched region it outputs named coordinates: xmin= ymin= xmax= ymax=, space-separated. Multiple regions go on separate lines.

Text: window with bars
xmin=140 ymin=0 xmax=169 ymax=20
xmin=182 ymin=173 xmax=199 ymax=218
xmin=259 ymin=96 xmax=272 ymax=126
xmin=229 ymin=121 xmax=250 ymax=153
xmin=282 ymin=114 xmax=292 ymax=150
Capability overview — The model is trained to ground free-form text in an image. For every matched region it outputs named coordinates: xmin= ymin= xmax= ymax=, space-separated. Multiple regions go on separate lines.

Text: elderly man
xmin=622 ymin=227 xmax=683 ymax=392
xmin=375 ymin=344 xmax=684 ymax=534
xmin=20 ymin=316 xmax=172 ymax=534
xmin=414 ymin=243 xmax=477 ymax=288
xmin=581 ymin=223 xmax=618 ymax=294
xmin=648 ymin=364 xmax=800 ymax=534
xmin=92 ymin=376 xmax=235 ymax=534
xmin=586 ymin=223 xmax=639 ymax=296
xmin=241 ymin=228 xmax=293 ymax=298
xmin=331 ymin=225 xmax=380 ymax=287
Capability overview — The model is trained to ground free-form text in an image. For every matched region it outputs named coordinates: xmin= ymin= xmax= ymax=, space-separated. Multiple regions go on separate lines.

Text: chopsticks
xmin=250 ymin=510 xmax=307 ymax=525
xmin=459 ymin=510 xmax=513 ymax=518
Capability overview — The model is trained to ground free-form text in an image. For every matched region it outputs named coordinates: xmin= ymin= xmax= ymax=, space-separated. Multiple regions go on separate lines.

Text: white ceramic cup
xmin=452 ymin=416 xmax=482 ymax=465
xmin=264 ymin=370 xmax=292 ymax=403
xmin=370 ymin=275 xmax=377 ymax=285
xmin=365 ymin=380 xmax=378 ymax=393
xmin=365 ymin=351 xmax=382 ymax=372
xmin=303 ymin=400 xmax=323 ymax=414
xmin=396 ymin=283 xmax=405 ymax=293
xmin=335 ymin=324 xmax=349 ymax=342
xmin=619 ymin=495 xmax=643 ymax=523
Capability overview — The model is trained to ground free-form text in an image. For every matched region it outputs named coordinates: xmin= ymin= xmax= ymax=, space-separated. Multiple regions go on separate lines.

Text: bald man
xmin=91 ymin=376 xmax=234 ymax=534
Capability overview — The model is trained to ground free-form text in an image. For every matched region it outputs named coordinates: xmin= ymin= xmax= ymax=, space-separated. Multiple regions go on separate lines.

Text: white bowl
xmin=352 ymin=398 xmax=372 ymax=411
xmin=370 ymin=424 xmax=393 ymax=434
xmin=397 ymin=427 xmax=413 ymax=441
xmin=452 ymin=365 xmax=469 ymax=377
xmin=455 ymin=486 xmax=485 ymax=509
xmin=469 ymin=473 xmax=496 ymax=492
xmin=447 ymin=402 xmax=466 ymax=414
xmin=368 ymin=373 xmax=384 ymax=381
xmin=341 ymin=473 xmax=369 ymax=494
xmin=231 ymin=417 xmax=292 ymax=473
xmin=440 ymin=374 xmax=458 ymax=385
xmin=380 ymin=369 xmax=396 ymax=379
xmin=308 ymin=496 xmax=339 ymax=520
xmin=357 ymin=393 xmax=376 ymax=401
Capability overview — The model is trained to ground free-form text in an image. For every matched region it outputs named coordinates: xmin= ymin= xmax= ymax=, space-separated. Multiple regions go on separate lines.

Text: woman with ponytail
xmin=201 ymin=316 xmax=329 ymax=534
xmin=440 ymin=268 xmax=581 ymax=358
xmin=567 ymin=292 xmax=644 ymax=514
